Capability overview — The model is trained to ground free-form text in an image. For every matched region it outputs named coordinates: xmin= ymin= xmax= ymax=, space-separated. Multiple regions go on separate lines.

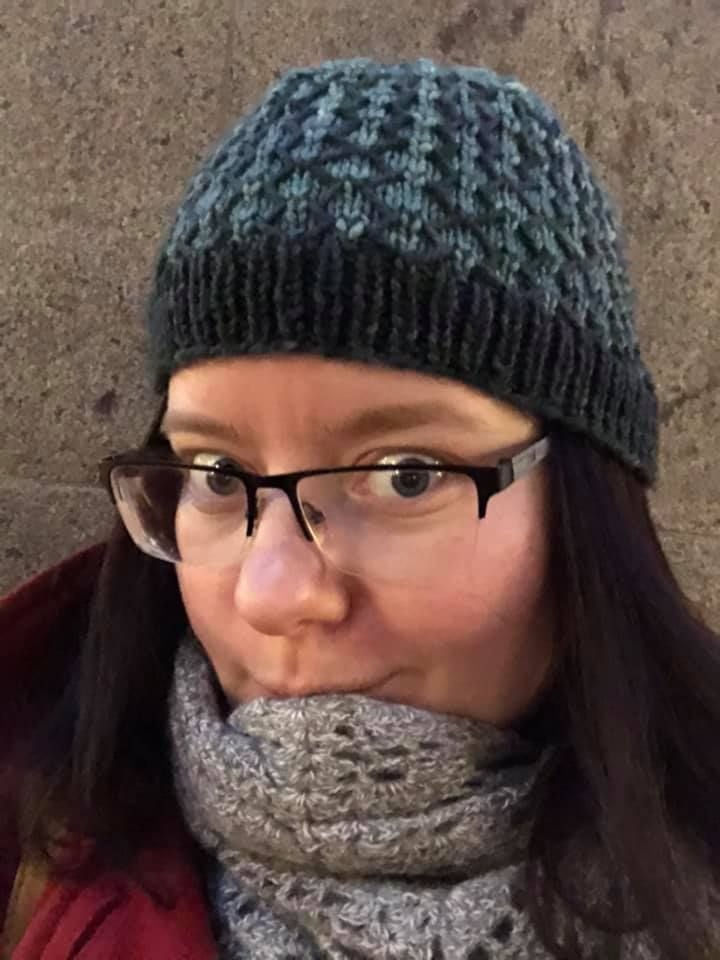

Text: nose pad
xmin=253 ymin=489 xmax=314 ymax=541
xmin=250 ymin=483 xmax=329 ymax=546
xmin=301 ymin=500 xmax=325 ymax=528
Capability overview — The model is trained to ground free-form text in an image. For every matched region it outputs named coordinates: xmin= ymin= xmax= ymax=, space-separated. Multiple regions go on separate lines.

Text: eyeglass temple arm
xmin=497 ymin=436 xmax=551 ymax=490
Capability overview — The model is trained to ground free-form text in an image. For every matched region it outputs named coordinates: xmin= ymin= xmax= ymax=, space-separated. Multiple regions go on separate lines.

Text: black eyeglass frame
xmin=99 ymin=435 xmax=551 ymax=545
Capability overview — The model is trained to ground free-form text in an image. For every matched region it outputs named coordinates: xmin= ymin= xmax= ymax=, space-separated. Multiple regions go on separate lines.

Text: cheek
xmin=375 ymin=473 xmax=550 ymax=648
xmin=177 ymin=567 xmax=220 ymax=634
xmin=176 ymin=567 xmax=247 ymax=680
xmin=474 ymin=479 xmax=549 ymax=616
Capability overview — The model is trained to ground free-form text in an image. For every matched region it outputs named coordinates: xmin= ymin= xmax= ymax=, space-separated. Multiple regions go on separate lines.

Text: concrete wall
xmin=1 ymin=1 xmax=718 ymax=623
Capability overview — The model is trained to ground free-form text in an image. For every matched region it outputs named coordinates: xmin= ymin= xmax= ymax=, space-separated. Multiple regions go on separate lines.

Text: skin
xmin=164 ymin=355 xmax=555 ymax=726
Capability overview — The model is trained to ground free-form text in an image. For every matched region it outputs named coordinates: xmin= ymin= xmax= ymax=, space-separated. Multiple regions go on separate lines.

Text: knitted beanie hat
xmin=145 ymin=56 xmax=659 ymax=484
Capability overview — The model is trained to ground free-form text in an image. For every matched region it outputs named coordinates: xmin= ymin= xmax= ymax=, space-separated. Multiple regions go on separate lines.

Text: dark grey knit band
xmin=145 ymin=56 xmax=659 ymax=483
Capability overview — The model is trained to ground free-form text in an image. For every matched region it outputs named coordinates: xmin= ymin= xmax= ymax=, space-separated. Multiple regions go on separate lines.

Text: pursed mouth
xmin=252 ymin=674 xmax=397 ymax=700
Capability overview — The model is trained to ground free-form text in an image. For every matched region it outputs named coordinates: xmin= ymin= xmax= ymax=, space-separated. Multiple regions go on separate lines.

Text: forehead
xmin=167 ymin=355 xmax=538 ymax=434
xmin=165 ymin=355 xmax=539 ymax=442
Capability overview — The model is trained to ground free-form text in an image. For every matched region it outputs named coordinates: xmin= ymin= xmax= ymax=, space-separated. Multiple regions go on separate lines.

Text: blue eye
xmin=188 ymin=454 xmax=244 ymax=500
xmin=367 ymin=454 xmax=443 ymax=501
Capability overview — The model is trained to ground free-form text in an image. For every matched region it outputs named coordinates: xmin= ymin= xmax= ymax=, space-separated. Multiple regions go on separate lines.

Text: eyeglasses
xmin=99 ymin=435 xmax=551 ymax=585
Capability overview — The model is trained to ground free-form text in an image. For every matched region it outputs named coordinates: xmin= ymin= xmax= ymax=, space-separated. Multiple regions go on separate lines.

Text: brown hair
xmin=17 ymin=415 xmax=720 ymax=958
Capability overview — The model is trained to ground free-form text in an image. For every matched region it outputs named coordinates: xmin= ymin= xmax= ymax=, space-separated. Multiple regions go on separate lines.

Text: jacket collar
xmin=1 ymin=546 xmax=217 ymax=959
xmin=1 ymin=546 xmax=107 ymax=929
xmin=0 ymin=543 xmax=106 ymax=690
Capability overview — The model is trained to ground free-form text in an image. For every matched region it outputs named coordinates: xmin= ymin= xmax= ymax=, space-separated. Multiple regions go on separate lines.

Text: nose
xmin=233 ymin=493 xmax=349 ymax=636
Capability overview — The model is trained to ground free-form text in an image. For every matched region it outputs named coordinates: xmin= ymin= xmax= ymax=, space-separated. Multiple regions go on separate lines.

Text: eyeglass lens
xmin=111 ymin=462 xmax=485 ymax=585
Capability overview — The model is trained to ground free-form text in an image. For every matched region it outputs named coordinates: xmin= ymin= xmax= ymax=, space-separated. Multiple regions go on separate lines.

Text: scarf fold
xmin=168 ymin=634 xmax=658 ymax=960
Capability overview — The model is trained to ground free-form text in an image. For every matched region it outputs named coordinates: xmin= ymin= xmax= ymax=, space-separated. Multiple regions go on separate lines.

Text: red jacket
xmin=0 ymin=546 xmax=218 ymax=959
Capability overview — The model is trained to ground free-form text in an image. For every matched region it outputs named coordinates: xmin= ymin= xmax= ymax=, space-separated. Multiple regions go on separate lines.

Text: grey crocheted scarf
xmin=168 ymin=634 xmax=658 ymax=959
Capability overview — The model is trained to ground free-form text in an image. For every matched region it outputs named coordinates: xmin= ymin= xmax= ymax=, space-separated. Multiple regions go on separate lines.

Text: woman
xmin=1 ymin=56 xmax=718 ymax=960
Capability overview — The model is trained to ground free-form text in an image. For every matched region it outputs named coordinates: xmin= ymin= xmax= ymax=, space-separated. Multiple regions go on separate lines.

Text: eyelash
xmin=168 ymin=445 xmax=470 ymax=471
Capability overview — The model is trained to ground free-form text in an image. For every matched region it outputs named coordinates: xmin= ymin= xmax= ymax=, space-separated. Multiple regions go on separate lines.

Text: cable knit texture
xmin=145 ymin=56 xmax=658 ymax=484
xmin=168 ymin=634 xmax=661 ymax=959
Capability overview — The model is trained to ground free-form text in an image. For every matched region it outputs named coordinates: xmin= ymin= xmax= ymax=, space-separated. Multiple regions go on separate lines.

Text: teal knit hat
xmin=146 ymin=56 xmax=659 ymax=484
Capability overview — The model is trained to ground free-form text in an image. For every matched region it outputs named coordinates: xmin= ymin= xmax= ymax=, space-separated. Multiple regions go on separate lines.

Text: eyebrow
xmin=160 ymin=402 xmax=491 ymax=445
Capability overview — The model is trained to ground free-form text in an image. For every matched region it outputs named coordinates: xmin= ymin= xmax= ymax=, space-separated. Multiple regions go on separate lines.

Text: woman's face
xmin=165 ymin=355 xmax=554 ymax=725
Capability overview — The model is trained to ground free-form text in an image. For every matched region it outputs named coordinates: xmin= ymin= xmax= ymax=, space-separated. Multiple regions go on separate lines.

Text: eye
xmin=188 ymin=453 xmax=244 ymax=499
xmin=366 ymin=453 xmax=444 ymax=500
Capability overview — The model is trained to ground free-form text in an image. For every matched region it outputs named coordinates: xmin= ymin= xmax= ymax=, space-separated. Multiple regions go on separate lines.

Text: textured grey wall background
xmin=1 ymin=1 xmax=718 ymax=620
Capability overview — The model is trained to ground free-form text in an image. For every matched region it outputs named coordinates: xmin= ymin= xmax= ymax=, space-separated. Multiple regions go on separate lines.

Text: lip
xmin=251 ymin=675 xmax=395 ymax=700
xmin=259 ymin=683 xmax=376 ymax=699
